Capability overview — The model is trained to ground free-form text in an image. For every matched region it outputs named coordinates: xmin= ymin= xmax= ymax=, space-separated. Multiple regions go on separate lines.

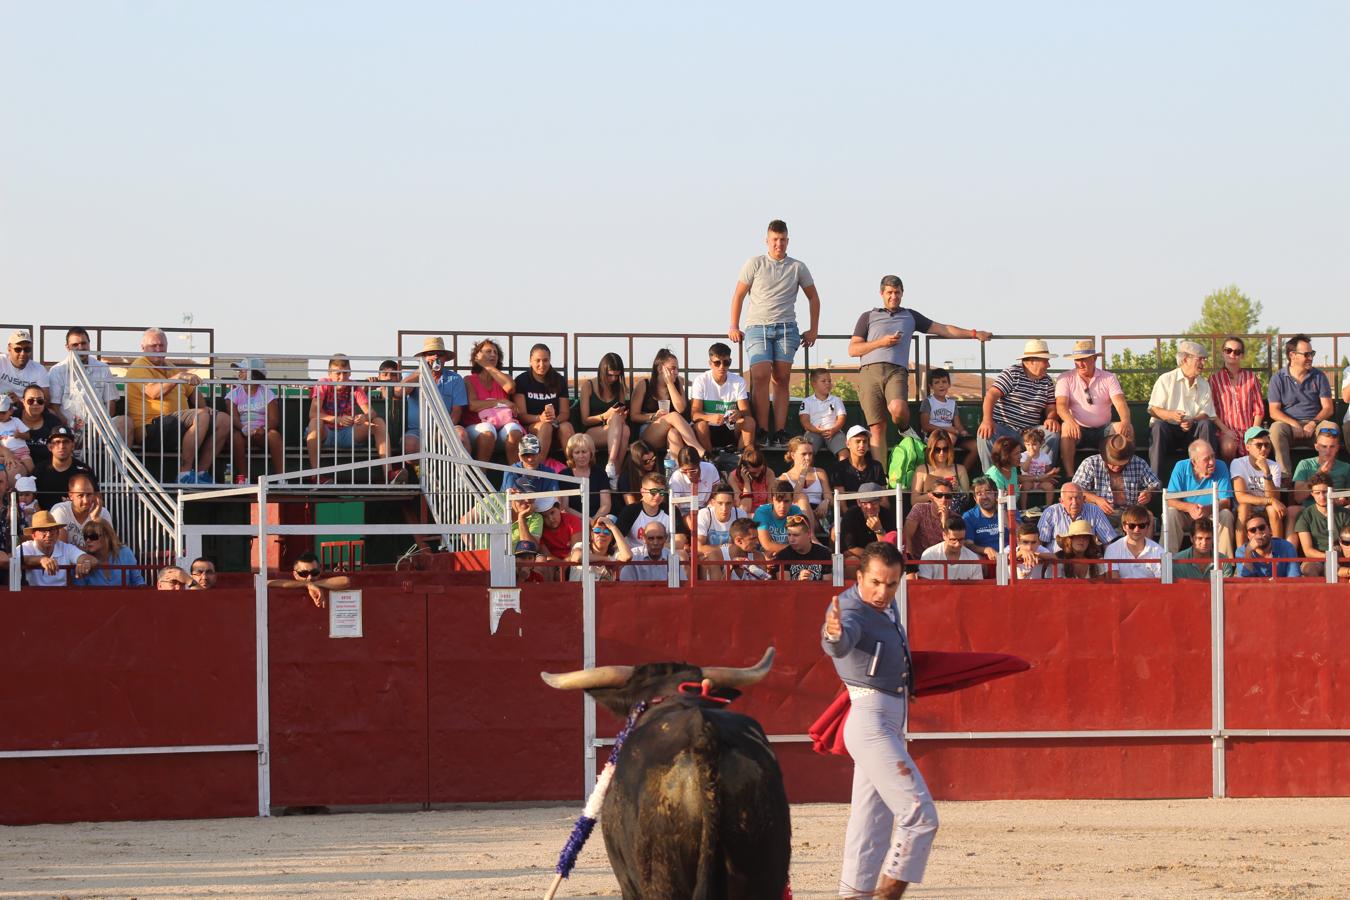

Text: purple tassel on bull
xmin=543 ymin=701 xmax=648 ymax=899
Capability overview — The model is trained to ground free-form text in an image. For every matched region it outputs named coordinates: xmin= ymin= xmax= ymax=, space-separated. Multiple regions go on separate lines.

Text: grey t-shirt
xmin=738 ymin=255 xmax=814 ymax=327
xmin=851 ymin=307 xmax=934 ymax=368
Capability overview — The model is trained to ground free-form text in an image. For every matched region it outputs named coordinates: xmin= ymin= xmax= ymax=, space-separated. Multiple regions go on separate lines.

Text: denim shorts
xmin=319 ymin=426 xmax=356 ymax=449
xmin=744 ymin=321 xmax=801 ymax=367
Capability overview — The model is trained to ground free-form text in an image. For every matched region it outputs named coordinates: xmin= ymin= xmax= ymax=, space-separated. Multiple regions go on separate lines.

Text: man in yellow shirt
xmin=115 ymin=327 xmax=230 ymax=484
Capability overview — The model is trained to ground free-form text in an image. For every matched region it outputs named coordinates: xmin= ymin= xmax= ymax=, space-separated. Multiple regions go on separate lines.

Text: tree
xmin=1108 ymin=341 xmax=1179 ymax=402
xmin=1186 ymin=284 xmax=1265 ymax=338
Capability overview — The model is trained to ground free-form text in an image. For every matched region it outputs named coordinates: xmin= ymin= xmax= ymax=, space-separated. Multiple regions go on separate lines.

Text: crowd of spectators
xmin=9 ymin=223 xmax=1350 ymax=588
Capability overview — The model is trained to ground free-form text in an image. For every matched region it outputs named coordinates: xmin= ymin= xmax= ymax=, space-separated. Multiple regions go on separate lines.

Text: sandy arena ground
xmin=2 ymin=798 xmax=1347 ymax=899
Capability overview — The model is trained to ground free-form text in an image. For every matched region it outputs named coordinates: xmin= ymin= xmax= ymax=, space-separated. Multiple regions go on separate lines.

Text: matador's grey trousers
xmin=838 ymin=686 xmax=939 ymax=896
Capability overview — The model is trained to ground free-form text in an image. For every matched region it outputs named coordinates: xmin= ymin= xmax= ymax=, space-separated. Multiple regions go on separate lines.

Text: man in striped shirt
xmin=1037 ymin=482 xmax=1118 ymax=546
xmin=978 ymin=340 xmax=1060 ymax=471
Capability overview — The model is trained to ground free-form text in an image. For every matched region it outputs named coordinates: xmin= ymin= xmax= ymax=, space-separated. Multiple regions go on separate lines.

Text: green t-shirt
xmin=1294 ymin=505 xmax=1350 ymax=553
xmin=1171 ymin=546 xmax=1233 ymax=580
xmin=1291 ymin=457 xmax=1350 ymax=490
xmin=510 ymin=513 xmax=544 ymax=544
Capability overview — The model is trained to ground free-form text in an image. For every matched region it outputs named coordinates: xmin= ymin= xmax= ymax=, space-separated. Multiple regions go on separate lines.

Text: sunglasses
xmin=82 ymin=530 xmax=102 ymax=539
xmin=25 ymin=398 xmax=45 ymax=405
xmin=931 ymin=492 xmax=952 ymax=500
xmin=785 ymin=515 xmax=809 ymax=526
xmin=1247 ymin=525 xmax=1269 ymax=533
xmin=710 ymin=359 xmax=731 ymax=368
xmin=13 ymin=347 xmax=32 ymax=354
xmin=293 ymin=568 xmax=321 ymax=578
xmin=933 ymin=446 xmax=951 ymax=453
xmin=1291 ymin=350 xmax=1316 ymax=358
xmin=1123 ymin=521 xmax=1148 ymax=530
xmin=592 ymin=525 xmax=611 ymax=535
xmin=1222 ymin=347 xmax=1243 ymax=355
xmin=643 ymin=488 xmax=667 ymax=496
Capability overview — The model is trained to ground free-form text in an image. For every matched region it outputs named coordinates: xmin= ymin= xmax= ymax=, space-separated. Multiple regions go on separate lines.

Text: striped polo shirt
xmin=851 ymin=307 xmax=933 ymax=368
xmin=992 ymin=363 xmax=1055 ymax=430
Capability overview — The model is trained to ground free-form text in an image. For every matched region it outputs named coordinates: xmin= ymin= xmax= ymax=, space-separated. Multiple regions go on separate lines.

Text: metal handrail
xmin=413 ymin=356 xmax=495 ymax=547
xmin=39 ymin=325 xmax=215 ymax=367
xmin=66 ymin=356 xmax=179 ymax=569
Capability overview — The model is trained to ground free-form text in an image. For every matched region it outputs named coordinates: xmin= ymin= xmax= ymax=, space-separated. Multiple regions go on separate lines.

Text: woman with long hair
xmin=616 ymin=438 xmax=660 ymax=509
xmin=19 ymin=383 xmax=63 ymax=469
xmin=728 ymin=444 xmax=776 ymax=515
xmin=73 ymin=518 xmax=146 ymax=587
xmin=911 ymin=429 xmax=971 ymax=509
xmin=781 ymin=437 xmax=833 ymax=531
xmin=578 ymin=352 xmax=630 ymax=487
xmin=465 ymin=338 xmax=524 ymax=463
xmin=567 ymin=516 xmax=633 ymax=582
xmin=513 ymin=343 xmax=574 ymax=460
xmin=629 ymin=349 xmax=706 ymax=458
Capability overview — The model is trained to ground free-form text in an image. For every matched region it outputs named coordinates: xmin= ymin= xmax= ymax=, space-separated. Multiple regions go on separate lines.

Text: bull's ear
xmin=587 ymin=687 xmax=634 ymax=721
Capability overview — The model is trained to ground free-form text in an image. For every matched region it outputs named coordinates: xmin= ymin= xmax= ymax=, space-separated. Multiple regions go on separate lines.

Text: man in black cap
xmin=33 ymin=425 xmax=98 ymax=509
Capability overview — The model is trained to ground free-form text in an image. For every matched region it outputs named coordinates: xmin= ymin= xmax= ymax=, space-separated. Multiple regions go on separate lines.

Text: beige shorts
xmin=858 ymin=363 xmax=909 ymax=426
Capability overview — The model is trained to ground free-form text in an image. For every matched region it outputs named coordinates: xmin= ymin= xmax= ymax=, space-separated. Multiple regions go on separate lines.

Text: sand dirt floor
xmin=2 ymin=798 xmax=1347 ymax=899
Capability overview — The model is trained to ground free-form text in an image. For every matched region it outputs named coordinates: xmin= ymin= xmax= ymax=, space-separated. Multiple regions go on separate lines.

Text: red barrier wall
xmin=3 ymin=578 xmax=1346 ymax=824
xmin=0 ymin=589 xmax=258 ymax=824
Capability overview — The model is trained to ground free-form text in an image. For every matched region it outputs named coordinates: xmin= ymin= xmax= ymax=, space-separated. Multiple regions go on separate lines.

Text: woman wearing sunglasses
xmin=73 ymin=518 xmax=145 ymax=587
xmin=19 ymin=384 xmax=63 ymax=469
xmin=910 ymin=429 xmax=970 ymax=509
xmin=567 ymin=517 xmax=633 ymax=582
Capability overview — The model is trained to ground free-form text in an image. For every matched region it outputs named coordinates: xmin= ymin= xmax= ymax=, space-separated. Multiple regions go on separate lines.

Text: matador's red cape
xmin=809 ymin=651 xmax=1031 ymax=756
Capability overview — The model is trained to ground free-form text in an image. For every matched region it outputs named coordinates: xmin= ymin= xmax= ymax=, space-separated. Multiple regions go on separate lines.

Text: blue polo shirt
xmin=1267 ymin=367 xmax=1331 ymax=422
xmin=1167 ymin=458 xmax=1235 ymax=502
xmin=406 ymin=368 xmax=468 ymax=433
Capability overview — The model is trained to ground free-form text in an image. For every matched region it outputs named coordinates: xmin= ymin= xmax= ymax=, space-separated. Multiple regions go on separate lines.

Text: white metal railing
xmin=1161 ymin=484 xmax=1222 ymax=585
xmin=68 ymin=355 xmax=178 ymax=568
xmin=413 ymin=357 xmax=494 ymax=540
xmin=830 ymin=485 xmax=905 ymax=588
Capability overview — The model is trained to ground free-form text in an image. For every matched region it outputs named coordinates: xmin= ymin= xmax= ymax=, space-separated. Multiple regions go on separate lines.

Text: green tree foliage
xmin=791 ymin=374 xmax=859 ymax=400
xmin=1108 ymin=341 xmax=1179 ymax=402
xmin=1186 ymin=284 xmax=1266 ymax=338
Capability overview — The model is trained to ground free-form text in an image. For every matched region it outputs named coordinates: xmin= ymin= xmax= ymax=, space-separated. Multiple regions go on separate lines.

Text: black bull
xmin=542 ymin=648 xmax=791 ymax=900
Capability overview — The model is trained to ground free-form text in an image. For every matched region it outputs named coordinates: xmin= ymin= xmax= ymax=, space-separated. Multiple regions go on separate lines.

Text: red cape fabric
xmin=808 ymin=650 xmax=1031 ymax=756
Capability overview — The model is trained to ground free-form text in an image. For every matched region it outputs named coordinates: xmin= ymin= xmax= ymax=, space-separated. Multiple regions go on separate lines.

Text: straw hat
xmin=416 ymin=336 xmax=454 ymax=359
xmin=1064 ymin=339 xmax=1100 ymax=360
xmin=1054 ymin=519 xmax=1102 ymax=551
xmin=24 ymin=510 xmax=62 ymax=537
xmin=1020 ymin=339 xmax=1055 ymax=360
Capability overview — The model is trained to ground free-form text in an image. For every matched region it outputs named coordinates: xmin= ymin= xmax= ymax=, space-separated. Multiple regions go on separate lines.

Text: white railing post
xmin=831 ymin=490 xmax=844 ymax=587
xmin=255 ymin=478 xmax=271 ymax=817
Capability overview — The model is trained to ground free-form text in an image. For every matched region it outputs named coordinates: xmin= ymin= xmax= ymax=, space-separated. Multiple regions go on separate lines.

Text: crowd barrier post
xmin=1159 ymin=483 xmax=1220 ymax=585
xmin=831 ymin=489 xmax=844 ymax=587
xmin=1325 ymin=487 xmax=1348 ymax=585
xmin=666 ymin=490 xmax=697 ymax=588
xmin=996 ymin=487 xmax=1018 ymax=585
xmin=827 ymin=486 xmax=905 ymax=589
xmin=8 ymin=493 xmax=19 ymax=591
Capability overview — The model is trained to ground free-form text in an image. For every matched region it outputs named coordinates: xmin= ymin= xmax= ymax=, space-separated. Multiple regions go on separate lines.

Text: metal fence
xmin=38 ymin=325 xmax=214 ymax=367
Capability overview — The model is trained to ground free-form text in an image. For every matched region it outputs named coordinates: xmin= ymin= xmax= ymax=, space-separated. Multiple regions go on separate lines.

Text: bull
xmin=541 ymin=647 xmax=790 ymax=900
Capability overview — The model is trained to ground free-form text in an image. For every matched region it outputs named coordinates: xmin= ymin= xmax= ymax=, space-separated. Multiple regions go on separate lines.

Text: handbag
xmin=478 ymin=404 xmax=518 ymax=429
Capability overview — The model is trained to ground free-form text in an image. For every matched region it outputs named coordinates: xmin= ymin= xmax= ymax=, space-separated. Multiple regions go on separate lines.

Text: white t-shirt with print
xmin=668 ymin=461 xmax=721 ymax=507
xmin=801 ymin=393 xmax=846 ymax=430
xmin=1229 ymin=456 xmax=1283 ymax=494
xmin=696 ymin=506 xmax=747 ymax=546
xmin=689 ymin=371 xmax=749 ymax=415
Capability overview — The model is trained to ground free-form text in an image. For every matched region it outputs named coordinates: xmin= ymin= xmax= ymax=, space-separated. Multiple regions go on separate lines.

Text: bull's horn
xmin=540 ymin=665 xmax=633 ymax=691
xmin=700 ymin=647 xmax=775 ymax=689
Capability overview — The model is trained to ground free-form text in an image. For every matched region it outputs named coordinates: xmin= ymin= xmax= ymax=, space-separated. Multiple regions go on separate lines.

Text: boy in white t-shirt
xmin=696 ymin=483 xmax=748 ymax=547
xmin=690 ymin=342 xmax=756 ymax=451
xmin=799 ymin=368 xmax=847 ymax=459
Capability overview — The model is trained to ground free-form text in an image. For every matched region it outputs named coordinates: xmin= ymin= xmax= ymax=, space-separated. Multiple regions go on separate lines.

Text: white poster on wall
xmin=329 ymin=590 xmax=363 ymax=638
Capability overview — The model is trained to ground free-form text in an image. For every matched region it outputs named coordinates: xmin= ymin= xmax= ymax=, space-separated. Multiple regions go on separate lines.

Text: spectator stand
xmin=320 ymin=540 xmax=364 ymax=573
xmin=38 ymin=324 xmax=214 ymax=368
xmin=396 ymin=330 xmax=569 ymax=384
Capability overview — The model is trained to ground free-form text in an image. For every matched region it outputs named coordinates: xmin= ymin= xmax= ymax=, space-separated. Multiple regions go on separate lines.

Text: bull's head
xmin=541 ymin=647 xmax=775 ymax=719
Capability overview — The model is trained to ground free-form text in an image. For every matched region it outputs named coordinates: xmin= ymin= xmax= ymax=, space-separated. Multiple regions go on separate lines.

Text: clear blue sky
xmin=3 ymin=2 xmax=1347 ymax=368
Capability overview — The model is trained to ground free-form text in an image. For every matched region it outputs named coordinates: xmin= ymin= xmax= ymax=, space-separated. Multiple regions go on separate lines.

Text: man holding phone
xmin=691 ymin=341 xmax=757 ymax=452
xmin=822 ymin=541 xmax=938 ymax=898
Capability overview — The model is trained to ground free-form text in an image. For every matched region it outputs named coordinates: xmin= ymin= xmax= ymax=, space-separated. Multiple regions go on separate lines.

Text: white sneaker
xmin=605 ymin=464 xmax=618 ymax=490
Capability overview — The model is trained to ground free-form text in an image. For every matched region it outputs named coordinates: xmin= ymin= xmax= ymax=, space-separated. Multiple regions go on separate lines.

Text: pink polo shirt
xmin=1055 ymin=368 xmax=1123 ymax=429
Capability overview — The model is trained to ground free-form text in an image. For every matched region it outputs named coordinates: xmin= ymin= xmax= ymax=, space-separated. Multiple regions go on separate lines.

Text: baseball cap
xmin=519 ymin=434 xmax=542 ymax=455
xmin=846 ymin=425 xmax=869 ymax=441
xmin=513 ymin=539 xmax=540 ymax=557
xmin=8 ymin=329 xmax=32 ymax=346
xmin=232 ymin=357 xmax=267 ymax=376
xmin=1243 ymin=426 xmax=1270 ymax=442
xmin=0 ymin=396 xmax=10 ymax=412
xmin=533 ymin=495 xmax=557 ymax=512
xmin=48 ymin=426 xmax=75 ymax=443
